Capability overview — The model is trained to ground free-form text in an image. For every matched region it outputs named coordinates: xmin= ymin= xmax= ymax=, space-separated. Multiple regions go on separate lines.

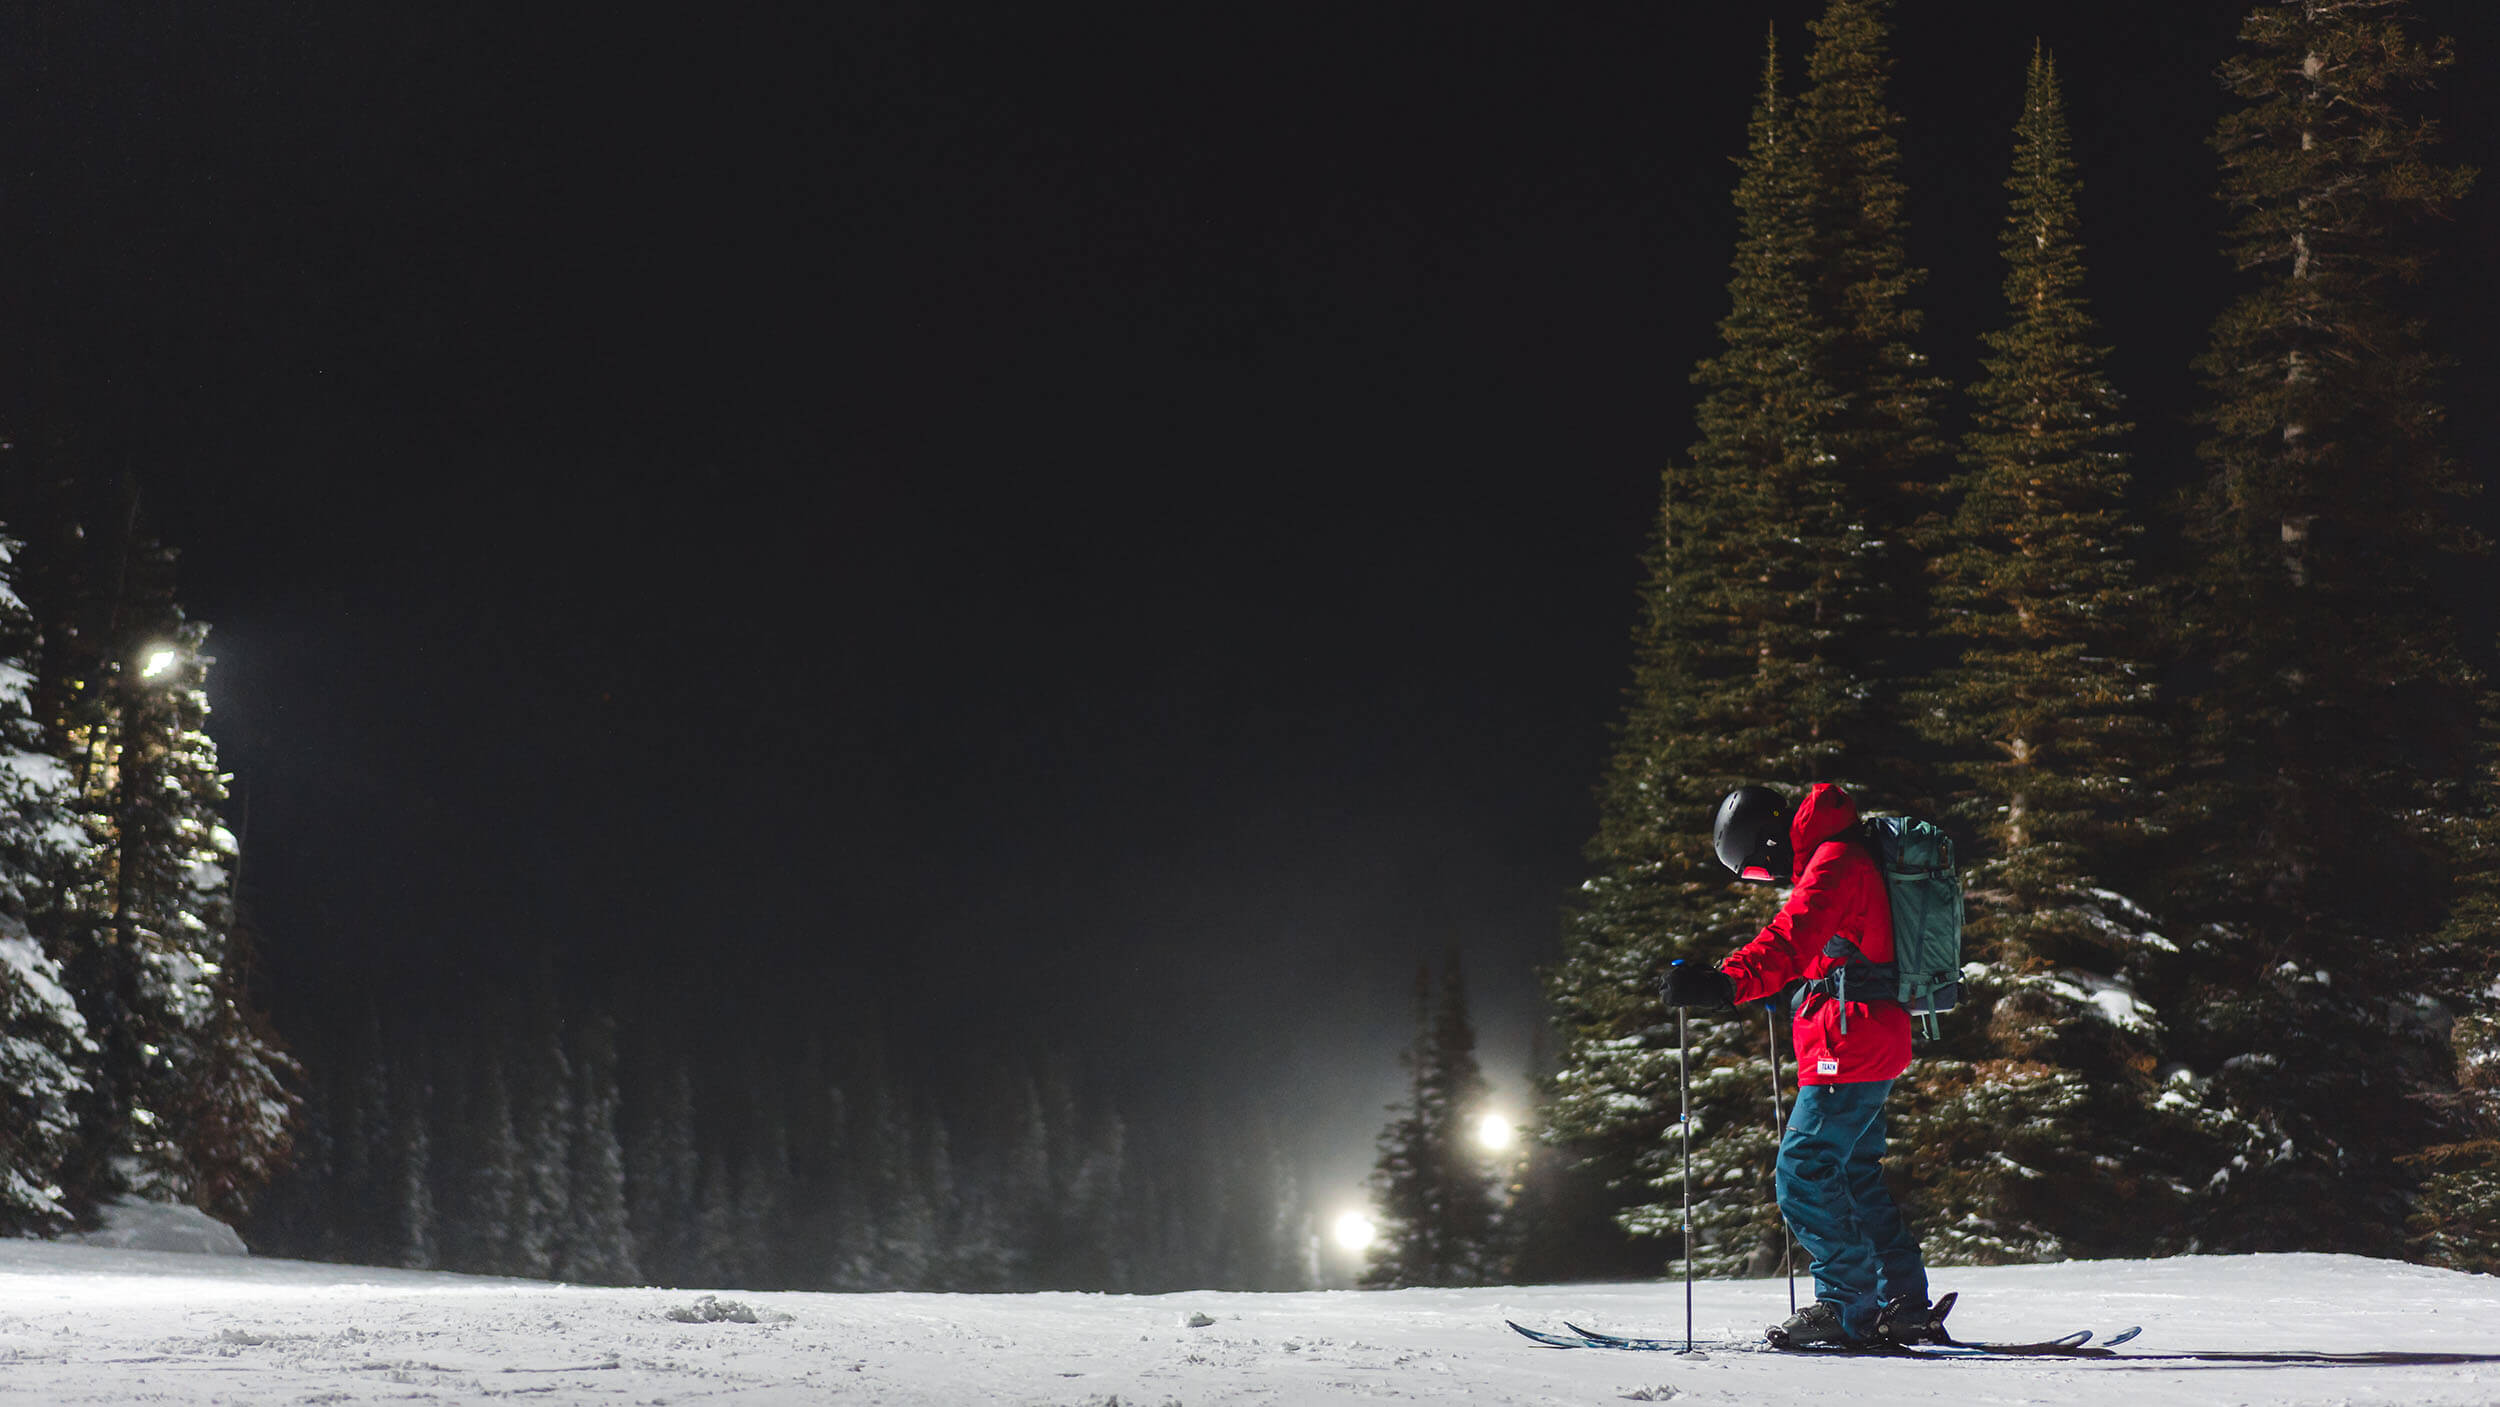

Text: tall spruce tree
xmin=0 ymin=488 xmax=298 ymax=1223
xmin=57 ymin=600 xmax=292 ymax=1212
xmin=1363 ymin=956 xmax=1501 ymax=1287
xmin=1903 ymin=47 xmax=2184 ymax=1262
xmin=0 ymin=528 xmax=87 ymax=1234
xmin=1546 ymin=19 xmax=1922 ymax=1276
xmin=2171 ymin=0 xmax=2482 ymax=1254
xmin=1797 ymin=0 xmax=1948 ymax=772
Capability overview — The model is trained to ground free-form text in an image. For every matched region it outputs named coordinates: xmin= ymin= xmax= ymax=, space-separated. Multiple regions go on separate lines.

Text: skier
xmin=1660 ymin=781 xmax=1936 ymax=1349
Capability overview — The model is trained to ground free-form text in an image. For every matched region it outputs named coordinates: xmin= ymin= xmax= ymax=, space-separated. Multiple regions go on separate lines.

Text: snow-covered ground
xmin=3 ymin=1241 xmax=2499 ymax=1405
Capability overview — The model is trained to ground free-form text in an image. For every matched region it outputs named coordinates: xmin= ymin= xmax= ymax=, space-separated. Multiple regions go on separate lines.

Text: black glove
xmin=1660 ymin=961 xmax=1735 ymax=1010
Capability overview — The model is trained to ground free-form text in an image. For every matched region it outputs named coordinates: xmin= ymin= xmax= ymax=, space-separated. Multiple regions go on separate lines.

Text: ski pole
xmin=1675 ymin=964 xmax=1694 ymax=1354
xmin=1767 ymin=1002 xmax=1794 ymax=1315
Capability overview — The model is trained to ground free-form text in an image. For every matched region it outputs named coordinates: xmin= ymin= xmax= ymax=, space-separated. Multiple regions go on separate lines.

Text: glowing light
xmin=1331 ymin=1210 xmax=1376 ymax=1253
xmin=140 ymin=647 xmax=180 ymax=680
xmin=1476 ymin=1112 xmax=1515 ymax=1152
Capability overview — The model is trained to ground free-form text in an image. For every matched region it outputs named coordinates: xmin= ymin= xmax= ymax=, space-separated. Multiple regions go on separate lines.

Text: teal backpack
xmin=1797 ymin=816 xmax=1964 ymax=1039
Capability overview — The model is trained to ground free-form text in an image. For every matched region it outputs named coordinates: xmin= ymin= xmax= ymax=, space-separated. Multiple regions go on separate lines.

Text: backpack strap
xmin=1796 ymin=935 xmax=1902 ymax=1034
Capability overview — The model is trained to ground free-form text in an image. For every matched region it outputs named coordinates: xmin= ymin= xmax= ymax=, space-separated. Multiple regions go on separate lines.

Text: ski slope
xmin=3 ymin=1240 xmax=2498 ymax=1404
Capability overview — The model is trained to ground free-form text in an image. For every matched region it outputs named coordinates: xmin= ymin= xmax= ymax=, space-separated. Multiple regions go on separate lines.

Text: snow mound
xmin=663 ymin=1293 xmax=787 ymax=1324
xmin=59 ymin=1196 xmax=249 ymax=1256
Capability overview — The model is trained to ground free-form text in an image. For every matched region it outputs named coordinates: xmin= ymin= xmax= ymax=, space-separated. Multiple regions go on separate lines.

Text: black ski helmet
xmin=1712 ymin=785 xmax=1789 ymax=883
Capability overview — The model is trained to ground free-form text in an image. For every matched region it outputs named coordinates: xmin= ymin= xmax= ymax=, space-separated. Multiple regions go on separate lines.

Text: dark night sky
xmin=4 ymin=1 xmax=2496 ymax=1210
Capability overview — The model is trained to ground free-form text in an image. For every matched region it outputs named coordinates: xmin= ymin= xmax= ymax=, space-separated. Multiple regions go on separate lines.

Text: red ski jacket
xmin=1717 ymin=783 xmax=1911 ymax=1086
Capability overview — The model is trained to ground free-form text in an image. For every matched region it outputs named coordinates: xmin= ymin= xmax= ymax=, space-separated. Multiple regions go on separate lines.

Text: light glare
xmin=1476 ymin=1112 xmax=1514 ymax=1151
xmin=1331 ymin=1210 xmax=1376 ymax=1253
xmin=141 ymin=647 xmax=179 ymax=680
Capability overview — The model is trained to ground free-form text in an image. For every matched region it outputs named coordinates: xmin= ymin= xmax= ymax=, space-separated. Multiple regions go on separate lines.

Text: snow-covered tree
xmin=561 ymin=1014 xmax=637 ymax=1284
xmin=687 ymin=1149 xmax=740 ymax=1287
xmin=858 ymin=1073 xmax=937 ymax=1289
xmin=735 ymin=1114 xmax=795 ymax=1289
xmin=511 ymin=1015 xmax=573 ymax=1278
xmin=8 ymin=502 xmax=295 ymax=1222
xmin=451 ymin=1055 xmax=522 ymax=1274
xmin=0 ymin=528 xmax=86 ymax=1234
xmin=64 ymin=617 xmax=292 ymax=1213
xmin=625 ymin=1062 xmax=701 ymax=1285
xmin=388 ymin=1064 xmax=437 ymax=1270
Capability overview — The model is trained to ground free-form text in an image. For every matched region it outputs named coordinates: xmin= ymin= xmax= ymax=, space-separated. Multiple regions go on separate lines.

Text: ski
xmin=1510 ymin=1321 xmax=2500 ymax=1367
xmin=1508 ymin=1319 xmax=2132 ymax=1358
xmin=1505 ymin=1320 xmax=1610 ymax=1350
xmin=1765 ymin=1327 xmax=2118 ymax=1358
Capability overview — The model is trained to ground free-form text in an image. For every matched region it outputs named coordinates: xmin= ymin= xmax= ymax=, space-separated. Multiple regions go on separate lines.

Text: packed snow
xmin=3 ymin=1239 xmax=2499 ymax=1404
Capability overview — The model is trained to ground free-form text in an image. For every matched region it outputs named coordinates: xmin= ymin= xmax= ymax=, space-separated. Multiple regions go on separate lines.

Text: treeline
xmin=0 ymin=478 xmax=1332 ymax=1295
xmin=246 ymin=997 xmax=1319 ymax=1293
xmin=1548 ymin=0 xmax=2500 ymax=1277
xmin=0 ymin=476 xmax=293 ymax=1236
xmin=1361 ymin=953 xmax=1693 ymax=1290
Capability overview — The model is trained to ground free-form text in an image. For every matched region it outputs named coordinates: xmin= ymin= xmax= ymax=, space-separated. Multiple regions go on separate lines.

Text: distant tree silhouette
xmin=1364 ymin=954 xmax=1501 ymax=1288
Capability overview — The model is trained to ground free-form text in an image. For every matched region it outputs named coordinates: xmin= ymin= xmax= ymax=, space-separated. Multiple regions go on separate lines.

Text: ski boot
xmin=1765 ymin=1301 xmax=1858 ymax=1350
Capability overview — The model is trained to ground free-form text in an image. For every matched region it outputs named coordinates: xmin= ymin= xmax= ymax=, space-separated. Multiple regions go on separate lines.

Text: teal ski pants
xmin=1776 ymin=1078 xmax=1930 ymax=1339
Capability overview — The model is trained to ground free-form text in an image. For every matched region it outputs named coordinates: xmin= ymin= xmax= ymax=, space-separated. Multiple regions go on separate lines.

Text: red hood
xmin=1788 ymin=783 xmax=1860 ymax=882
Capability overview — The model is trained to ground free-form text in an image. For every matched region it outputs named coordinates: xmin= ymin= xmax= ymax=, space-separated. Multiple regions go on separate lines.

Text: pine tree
xmin=245 ymin=1080 xmax=331 ymax=1259
xmin=512 ymin=1015 xmax=573 ymax=1278
xmin=778 ymin=1046 xmax=847 ymax=1289
xmin=0 ymin=528 xmax=87 ymax=1234
xmin=2411 ymin=715 xmax=2500 ymax=1268
xmin=1207 ymin=1112 xmax=1307 ymax=1292
xmin=625 ymin=1062 xmax=701 ymax=1286
xmin=123 ymin=625 xmax=294 ymax=1210
xmin=454 ymin=1054 xmax=523 ymax=1274
xmin=1544 ymin=30 xmax=1850 ymax=1277
xmin=993 ymin=1072 xmax=1051 ymax=1289
xmin=1363 ymin=956 xmax=1501 ymax=1287
xmin=2169 ymin=0 xmax=2483 ymax=1255
xmin=899 ymin=1106 xmax=948 ymax=1290
xmin=325 ymin=1027 xmax=394 ymax=1264
xmin=12 ymin=500 xmax=294 ymax=1220
xmin=1797 ymin=0 xmax=1948 ymax=756
xmin=734 ymin=1115 xmax=792 ymax=1288
xmin=388 ymin=1062 xmax=437 ymax=1270
xmin=1262 ymin=1138 xmax=1315 ymax=1292
xmin=855 ymin=1069 xmax=934 ymax=1289
xmin=561 ymin=1014 xmax=637 ymax=1284
xmin=1043 ymin=1090 xmax=1130 ymax=1291
xmin=687 ymin=1150 xmax=740 ymax=1287
xmin=1900 ymin=46 xmax=2185 ymax=1262
xmin=173 ymin=917 xmax=297 ymax=1219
